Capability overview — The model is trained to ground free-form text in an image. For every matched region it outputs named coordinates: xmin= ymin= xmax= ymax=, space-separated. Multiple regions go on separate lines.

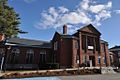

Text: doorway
xmin=89 ymin=56 xmax=95 ymax=67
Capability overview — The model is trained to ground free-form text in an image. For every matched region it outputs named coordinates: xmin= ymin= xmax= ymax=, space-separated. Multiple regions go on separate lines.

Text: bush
xmin=46 ymin=63 xmax=59 ymax=69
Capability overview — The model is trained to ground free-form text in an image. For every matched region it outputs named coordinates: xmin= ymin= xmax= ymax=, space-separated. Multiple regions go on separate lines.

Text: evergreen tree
xmin=0 ymin=0 xmax=26 ymax=38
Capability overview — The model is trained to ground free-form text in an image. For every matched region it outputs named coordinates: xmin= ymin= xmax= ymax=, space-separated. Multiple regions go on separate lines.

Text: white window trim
xmin=54 ymin=41 xmax=58 ymax=50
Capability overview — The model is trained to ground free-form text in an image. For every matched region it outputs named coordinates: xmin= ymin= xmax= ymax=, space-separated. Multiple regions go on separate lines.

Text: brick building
xmin=0 ymin=24 xmax=110 ymax=70
xmin=109 ymin=46 xmax=120 ymax=67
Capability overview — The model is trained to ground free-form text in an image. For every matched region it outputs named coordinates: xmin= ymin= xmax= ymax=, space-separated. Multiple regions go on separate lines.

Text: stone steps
xmin=101 ymin=67 xmax=116 ymax=74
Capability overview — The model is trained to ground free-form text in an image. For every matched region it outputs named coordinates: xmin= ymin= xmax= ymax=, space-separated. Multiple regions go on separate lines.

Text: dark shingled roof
xmin=6 ymin=38 xmax=51 ymax=48
xmin=109 ymin=46 xmax=120 ymax=51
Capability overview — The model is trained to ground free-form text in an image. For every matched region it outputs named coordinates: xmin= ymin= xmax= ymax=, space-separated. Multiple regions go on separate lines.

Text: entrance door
xmin=89 ymin=56 xmax=95 ymax=67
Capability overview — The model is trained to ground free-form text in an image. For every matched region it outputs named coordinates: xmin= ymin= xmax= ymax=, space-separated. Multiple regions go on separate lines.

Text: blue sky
xmin=8 ymin=0 xmax=120 ymax=48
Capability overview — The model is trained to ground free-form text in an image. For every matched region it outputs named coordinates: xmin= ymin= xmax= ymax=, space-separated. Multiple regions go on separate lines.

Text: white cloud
xmin=60 ymin=12 xmax=91 ymax=24
xmin=80 ymin=0 xmax=90 ymax=10
xmin=114 ymin=10 xmax=120 ymax=14
xmin=35 ymin=0 xmax=113 ymax=33
xmin=107 ymin=1 xmax=112 ymax=8
xmin=94 ymin=10 xmax=111 ymax=26
xmin=89 ymin=5 xmax=105 ymax=13
xmin=58 ymin=6 xmax=69 ymax=13
xmin=89 ymin=1 xmax=112 ymax=13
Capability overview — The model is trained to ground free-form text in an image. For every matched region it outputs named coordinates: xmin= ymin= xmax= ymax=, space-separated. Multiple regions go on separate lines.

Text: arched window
xmin=26 ymin=49 xmax=34 ymax=64
xmin=9 ymin=48 xmax=20 ymax=64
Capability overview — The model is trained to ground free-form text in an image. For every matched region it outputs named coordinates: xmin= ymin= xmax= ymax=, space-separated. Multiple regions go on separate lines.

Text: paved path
xmin=59 ymin=73 xmax=120 ymax=80
xmin=2 ymin=73 xmax=120 ymax=80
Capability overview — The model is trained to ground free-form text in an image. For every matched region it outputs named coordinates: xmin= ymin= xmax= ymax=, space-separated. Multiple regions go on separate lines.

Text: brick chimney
xmin=0 ymin=33 xmax=4 ymax=42
xmin=63 ymin=24 xmax=67 ymax=34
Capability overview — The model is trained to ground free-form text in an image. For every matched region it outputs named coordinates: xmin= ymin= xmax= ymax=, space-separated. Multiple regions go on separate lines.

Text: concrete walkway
xmin=3 ymin=73 xmax=120 ymax=80
xmin=59 ymin=73 xmax=120 ymax=80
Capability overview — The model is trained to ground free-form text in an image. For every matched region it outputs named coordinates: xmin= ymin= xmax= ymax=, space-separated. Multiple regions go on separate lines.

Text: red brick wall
xmin=6 ymin=46 xmax=51 ymax=64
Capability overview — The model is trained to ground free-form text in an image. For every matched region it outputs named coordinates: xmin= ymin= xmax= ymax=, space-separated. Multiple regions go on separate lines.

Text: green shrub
xmin=46 ymin=63 xmax=59 ymax=69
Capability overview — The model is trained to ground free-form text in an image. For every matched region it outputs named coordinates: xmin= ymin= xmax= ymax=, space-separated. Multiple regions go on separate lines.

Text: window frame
xmin=98 ymin=56 xmax=101 ymax=64
xmin=9 ymin=48 xmax=20 ymax=64
xmin=39 ymin=50 xmax=46 ymax=64
xmin=26 ymin=49 xmax=34 ymax=64
xmin=54 ymin=41 xmax=58 ymax=50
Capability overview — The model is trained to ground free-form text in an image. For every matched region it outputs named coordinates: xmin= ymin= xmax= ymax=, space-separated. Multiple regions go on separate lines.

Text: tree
xmin=0 ymin=0 xmax=27 ymax=38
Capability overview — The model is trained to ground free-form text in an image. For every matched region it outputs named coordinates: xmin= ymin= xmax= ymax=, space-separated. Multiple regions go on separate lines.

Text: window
xmin=87 ymin=36 xmax=94 ymax=50
xmin=101 ymin=44 xmax=105 ymax=52
xmin=54 ymin=41 xmax=58 ymax=50
xmin=75 ymin=41 xmax=78 ymax=49
xmin=119 ymin=58 xmax=120 ymax=62
xmin=98 ymin=56 xmax=101 ymax=64
xmin=26 ymin=49 xmax=34 ymax=64
xmin=87 ymin=36 xmax=94 ymax=46
xmin=118 ymin=51 xmax=120 ymax=57
xmin=76 ymin=54 xmax=79 ymax=63
xmin=103 ymin=57 xmax=106 ymax=64
xmin=39 ymin=50 xmax=46 ymax=64
xmin=9 ymin=48 xmax=20 ymax=64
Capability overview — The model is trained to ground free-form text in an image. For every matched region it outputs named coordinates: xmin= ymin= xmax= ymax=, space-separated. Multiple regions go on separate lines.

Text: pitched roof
xmin=6 ymin=38 xmax=51 ymax=48
xmin=100 ymin=40 xmax=108 ymax=44
xmin=109 ymin=46 xmax=120 ymax=51
xmin=78 ymin=24 xmax=101 ymax=35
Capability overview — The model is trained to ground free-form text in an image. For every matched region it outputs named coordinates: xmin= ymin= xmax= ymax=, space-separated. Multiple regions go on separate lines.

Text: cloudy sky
xmin=8 ymin=0 xmax=120 ymax=48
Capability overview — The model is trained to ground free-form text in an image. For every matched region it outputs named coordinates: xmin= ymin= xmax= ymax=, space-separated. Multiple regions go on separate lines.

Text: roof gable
xmin=52 ymin=32 xmax=61 ymax=41
xmin=78 ymin=24 xmax=101 ymax=35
